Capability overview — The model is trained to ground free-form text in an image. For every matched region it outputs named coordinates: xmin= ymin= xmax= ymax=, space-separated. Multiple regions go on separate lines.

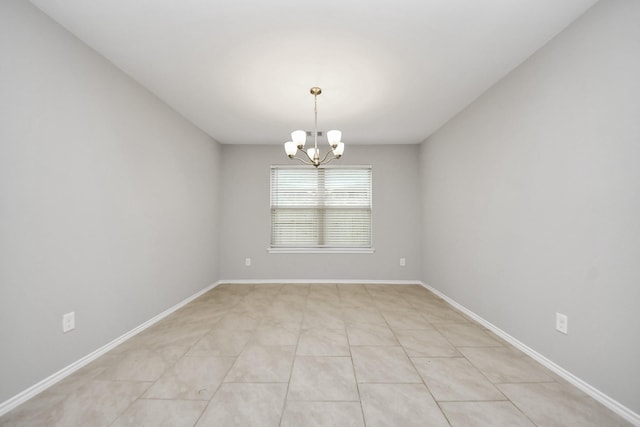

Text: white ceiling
xmin=30 ymin=0 xmax=597 ymax=145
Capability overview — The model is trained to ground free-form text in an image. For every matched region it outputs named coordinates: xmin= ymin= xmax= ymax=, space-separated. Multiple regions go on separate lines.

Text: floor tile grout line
xmin=390 ymin=286 xmax=549 ymax=427
xmin=278 ymin=284 xmax=309 ymax=427
xmin=407 ymin=290 xmax=543 ymax=423
xmin=106 ymin=334 xmax=196 ymax=426
xmin=434 ymin=400 xmax=456 ymax=427
xmin=413 ymin=305 xmax=524 ymax=408
xmin=190 ymin=286 xmax=260 ymax=427
xmin=106 ymin=381 xmax=154 ymax=427
xmin=455 ymin=345 xmax=557 ymax=387
xmin=341 ymin=285 xmax=369 ymax=427
xmin=190 ymin=349 xmax=238 ymax=426
xmin=190 ymin=284 xmax=277 ymax=427
xmin=382 ymin=295 xmax=454 ymax=426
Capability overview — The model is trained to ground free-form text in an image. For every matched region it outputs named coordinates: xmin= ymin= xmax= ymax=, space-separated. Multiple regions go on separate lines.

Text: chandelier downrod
xmin=283 ymin=86 xmax=345 ymax=167
xmin=313 ymin=87 xmax=319 ymax=163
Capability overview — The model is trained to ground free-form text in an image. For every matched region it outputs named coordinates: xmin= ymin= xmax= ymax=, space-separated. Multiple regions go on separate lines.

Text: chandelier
xmin=284 ymin=87 xmax=345 ymax=167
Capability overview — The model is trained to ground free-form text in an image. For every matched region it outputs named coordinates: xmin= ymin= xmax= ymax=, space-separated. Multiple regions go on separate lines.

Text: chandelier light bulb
xmin=291 ymin=130 xmax=306 ymax=148
xmin=327 ymin=130 xmax=342 ymax=148
xmin=333 ymin=142 xmax=345 ymax=157
xmin=284 ymin=141 xmax=297 ymax=157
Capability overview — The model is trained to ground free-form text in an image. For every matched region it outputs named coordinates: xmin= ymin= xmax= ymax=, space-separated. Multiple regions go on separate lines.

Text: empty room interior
xmin=1 ymin=0 xmax=639 ymax=426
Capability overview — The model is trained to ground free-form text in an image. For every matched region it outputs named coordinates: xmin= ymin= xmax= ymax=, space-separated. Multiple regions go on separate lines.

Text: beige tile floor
xmin=0 ymin=284 xmax=631 ymax=427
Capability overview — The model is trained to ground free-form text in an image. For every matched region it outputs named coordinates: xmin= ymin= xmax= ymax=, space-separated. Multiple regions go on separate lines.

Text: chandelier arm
xmin=300 ymin=148 xmax=316 ymax=164
xmin=291 ymin=154 xmax=314 ymax=166
xmin=319 ymin=149 xmax=337 ymax=165
xmin=325 ymin=156 xmax=337 ymax=164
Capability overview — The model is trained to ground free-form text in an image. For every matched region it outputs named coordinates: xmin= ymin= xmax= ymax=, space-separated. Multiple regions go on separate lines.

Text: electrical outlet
xmin=245 ymin=258 xmax=251 ymax=267
xmin=62 ymin=312 xmax=75 ymax=333
xmin=556 ymin=312 xmax=568 ymax=334
xmin=399 ymin=258 xmax=406 ymax=267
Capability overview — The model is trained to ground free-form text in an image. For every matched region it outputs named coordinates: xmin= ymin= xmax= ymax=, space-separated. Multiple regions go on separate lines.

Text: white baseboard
xmin=218 ymin=279 xmax=422 ymax=285
xmin=419 ymin=281 xmax=640 ymax=426
xmin=0 ymin=281 xmax=221 ymax=417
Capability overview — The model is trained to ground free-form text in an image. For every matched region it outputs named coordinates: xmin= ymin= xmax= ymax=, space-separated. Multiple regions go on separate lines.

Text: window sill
xmin=267 ymin=247 xmax=376 ymax=254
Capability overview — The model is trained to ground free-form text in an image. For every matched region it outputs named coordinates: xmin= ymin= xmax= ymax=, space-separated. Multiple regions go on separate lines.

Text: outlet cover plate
xmin=556 ymin=312 xmax=568 ymax=334
xmin=62 ymin=312 xmax=75 ymax=333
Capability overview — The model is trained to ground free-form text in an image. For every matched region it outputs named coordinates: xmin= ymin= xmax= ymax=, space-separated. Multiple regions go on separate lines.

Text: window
xmin=270 ymin=166 xmax=372 ymax=251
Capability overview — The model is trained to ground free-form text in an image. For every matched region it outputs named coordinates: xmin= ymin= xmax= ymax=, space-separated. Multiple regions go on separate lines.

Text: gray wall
xmin=219 ymin=144 xmax=422 ymax=281
xmin=0 ymin=1 xmax=221 ymax=403
xmin=3 ymin=0 xmax=637 ymax=416
xmin=420 ymin=0 xmax=640 ymax=413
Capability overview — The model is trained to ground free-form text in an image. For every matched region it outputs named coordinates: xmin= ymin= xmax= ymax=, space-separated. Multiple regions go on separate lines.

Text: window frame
xmin=268 ymin=165 xmax=374 ymax=254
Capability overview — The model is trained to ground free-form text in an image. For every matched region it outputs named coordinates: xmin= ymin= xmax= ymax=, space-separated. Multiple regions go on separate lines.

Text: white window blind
xmin=270 ymin=166 xmax=372 ymax=249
